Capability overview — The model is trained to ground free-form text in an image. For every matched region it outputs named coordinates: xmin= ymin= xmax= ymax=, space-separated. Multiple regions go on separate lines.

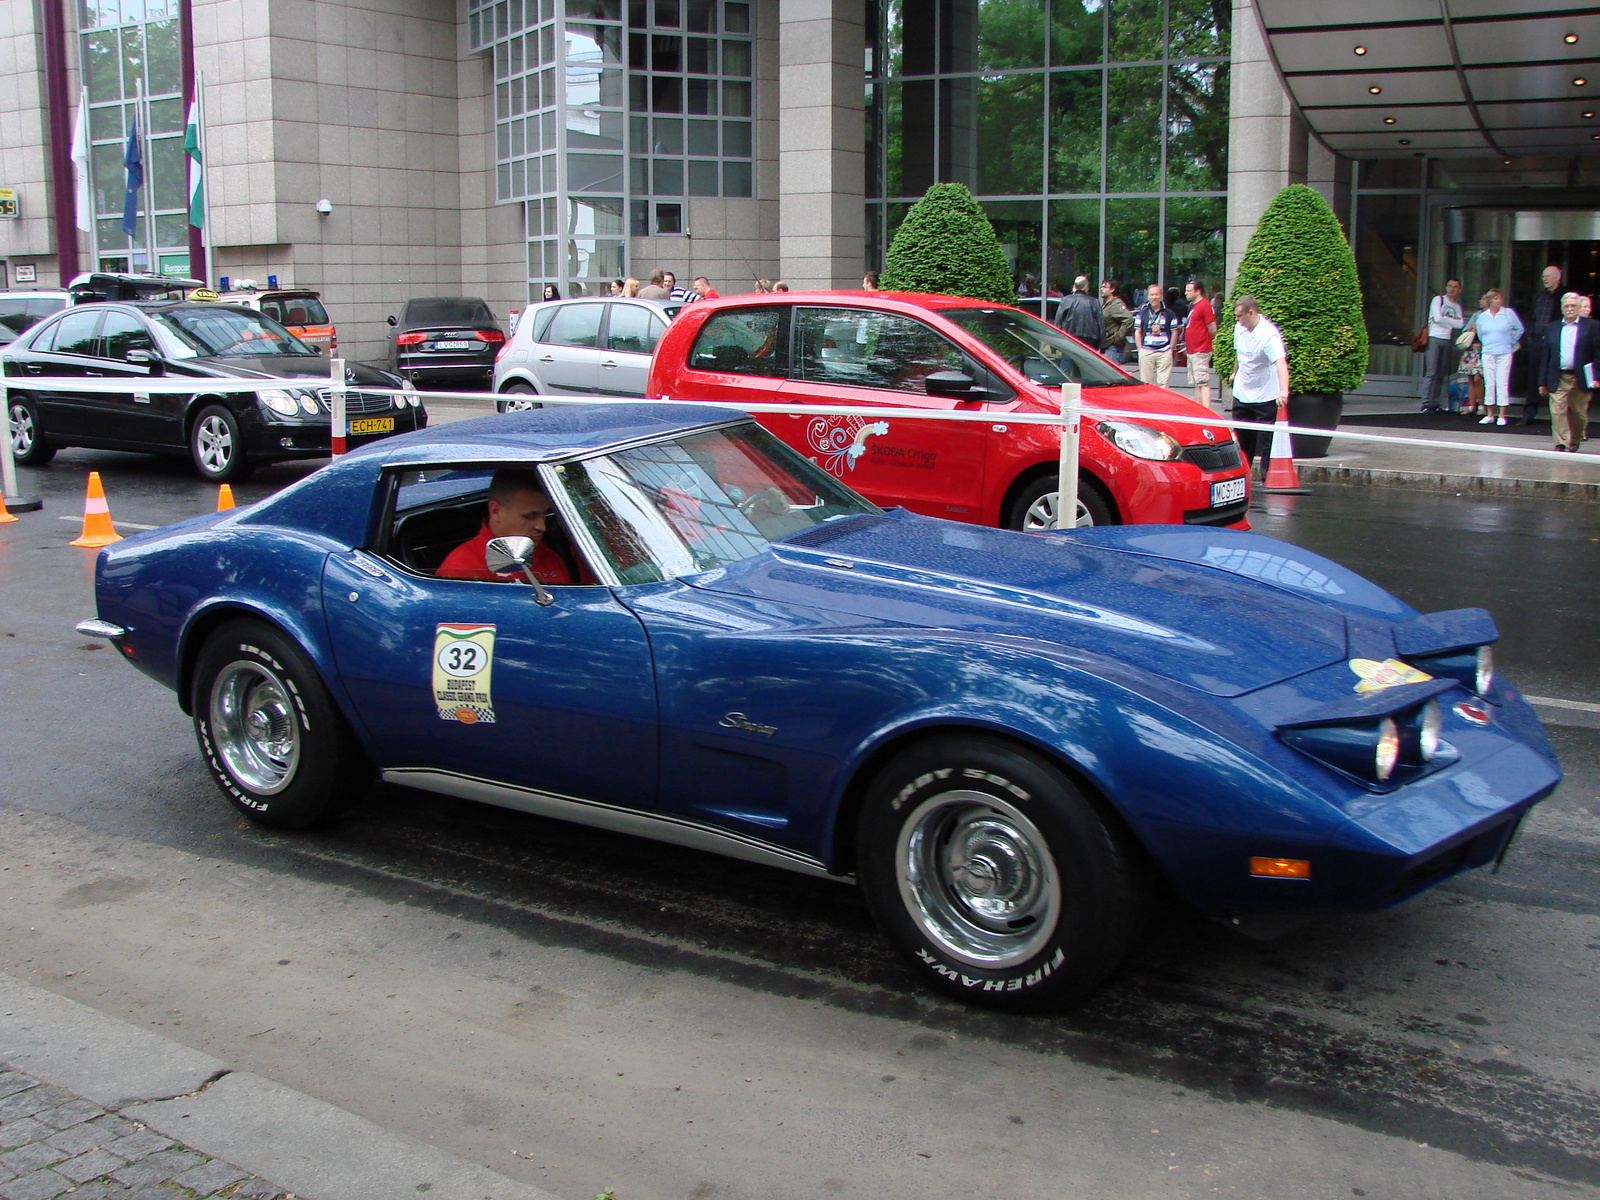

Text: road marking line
xmin=1526 ymin=695 xmax=1600 ymax=713
xmin=57 ymin=515 xmax=158 ymax=532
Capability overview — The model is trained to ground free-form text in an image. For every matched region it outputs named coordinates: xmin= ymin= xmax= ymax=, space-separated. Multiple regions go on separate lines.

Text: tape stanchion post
xmin=329 ymin=356 xmax=347 ymax=456
xmin=0 ymin=376 xmax=44 ymax=514
xmin=1057 ymin=382 xmax=1082 ymax=529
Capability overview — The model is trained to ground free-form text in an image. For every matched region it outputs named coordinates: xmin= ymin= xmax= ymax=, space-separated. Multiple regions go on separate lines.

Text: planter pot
xmin=1287 ymin=391 xmax=1343 ymax=458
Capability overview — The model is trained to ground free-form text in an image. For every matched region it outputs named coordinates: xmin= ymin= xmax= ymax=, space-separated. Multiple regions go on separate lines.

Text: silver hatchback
xmin=493 ymin=296 xmax=680 ymax=410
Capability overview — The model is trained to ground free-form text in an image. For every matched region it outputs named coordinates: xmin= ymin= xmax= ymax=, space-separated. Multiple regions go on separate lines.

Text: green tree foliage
xmin=881 ymin=183 xmax=1016 ymax=304
xmin=1213 ymin=185 xmax=1368 ymax=394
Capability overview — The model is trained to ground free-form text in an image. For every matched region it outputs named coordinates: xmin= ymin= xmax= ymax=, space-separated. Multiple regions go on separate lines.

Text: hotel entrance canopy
xmin=1257 ymin=1 xmax=1600 ymax=159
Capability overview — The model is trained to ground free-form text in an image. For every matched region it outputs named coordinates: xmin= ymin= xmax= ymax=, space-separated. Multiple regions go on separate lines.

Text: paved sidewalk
xmin=0 ymin=1064 xmax=285 ymax=1200
xmin=0 ymin=975 xmax=561 ymax=1200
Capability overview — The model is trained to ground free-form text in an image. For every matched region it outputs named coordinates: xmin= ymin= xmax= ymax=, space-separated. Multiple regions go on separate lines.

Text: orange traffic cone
xmin=217 ymin=483 xmax=235 ymax=511
xmin=1260 ymin=409 xmax=1311 ymax=494
xmin=69 ymin=472 xmax=122 ymax=547
xmin=0 ymin=492 xmax=16 ymax=524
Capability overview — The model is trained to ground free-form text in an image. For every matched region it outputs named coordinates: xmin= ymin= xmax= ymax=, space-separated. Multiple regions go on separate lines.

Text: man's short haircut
xmin=1447 ymin=277 xmax=1462 ymax=287
xmin=663 ymin=270 xmax=676 ymax=283
xmin=1101 ymin=278 xmax=1117 ymax=290
xmin=649 ymin=269 xmax=664 ymax=285
xmin=693 ymin=276 xmax=709 ymax=286
xmin=1234 ymin=294 xmax=1261 ymax=315
xmin=1563 ymin=291 xmax=1583 ymax=304
xmin=488 ymin=467 xmax=548 ymax=506
xmin=1073 ymin=275 xmax=1089 ymax=292
xmin=1185 ymin=278 xmax=1201 ymax=292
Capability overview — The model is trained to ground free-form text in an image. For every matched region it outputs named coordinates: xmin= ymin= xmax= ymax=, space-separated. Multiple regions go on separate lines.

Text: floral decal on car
xmin=807 ymin=416 xmax=889 ymax=476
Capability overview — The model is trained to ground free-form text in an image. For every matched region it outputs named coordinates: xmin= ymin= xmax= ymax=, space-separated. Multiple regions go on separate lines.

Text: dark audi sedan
xmin=386 ymin=296 xmax=504 ymax=387
xmin=3 ymin=300 xmax=425 ymax=482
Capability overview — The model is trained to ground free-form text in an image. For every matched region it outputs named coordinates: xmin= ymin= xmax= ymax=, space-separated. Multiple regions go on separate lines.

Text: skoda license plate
xmin=432 ymin=339 xmax=472 ymax=350
xmin=1211 ymin=477 xmax=1247 ymax=506
xmin=349 ymin=417 xmax=394 ymax=435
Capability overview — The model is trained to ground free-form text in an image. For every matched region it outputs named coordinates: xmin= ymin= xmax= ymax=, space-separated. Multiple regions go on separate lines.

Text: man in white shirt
xmin=1230 ymin=294 xmax=1290 ymax=477
xmin=1421 ymin=278 xmax=1465 ymax=412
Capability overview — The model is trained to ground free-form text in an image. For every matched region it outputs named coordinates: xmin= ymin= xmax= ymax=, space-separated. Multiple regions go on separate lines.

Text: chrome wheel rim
xmin=195 ymin=414 xmax=234 ymax=474
xmin=209 ymin=660 xmax=300 ymax=794
xmin=1023 ymin=490 xmax=1093 ymax=530
xmin=501 ymin=393 xmax=541 ymax=411
xmin=896 ymin=790 xmax=1060 ymax=969
xmin=9 ymin=403 xmax=34 ymax=456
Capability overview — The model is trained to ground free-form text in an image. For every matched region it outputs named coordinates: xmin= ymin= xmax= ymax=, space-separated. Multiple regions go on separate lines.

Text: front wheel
xmin=189 ymin=404 xmax=253 ymax=482
xmin=1008 ymin=474 xmax=1113 ymax=531
xmin=497 ymin=382 xmax=542 ymax=413
xmin=8 ymin=396 xmax=56 ymax=465
xmin=192 ymin=620 xmax=371 ymax=828
xmin=857 ymin=735 xmax=1148 ymax=1011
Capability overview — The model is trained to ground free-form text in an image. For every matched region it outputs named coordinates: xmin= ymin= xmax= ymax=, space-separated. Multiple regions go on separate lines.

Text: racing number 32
xmin=432 ymin=623 xmax=497 ymax=724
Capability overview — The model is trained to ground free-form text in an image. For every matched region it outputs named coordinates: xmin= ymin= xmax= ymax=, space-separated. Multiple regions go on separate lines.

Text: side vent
xmin=782 ymin=514 xmax=892 ymax=548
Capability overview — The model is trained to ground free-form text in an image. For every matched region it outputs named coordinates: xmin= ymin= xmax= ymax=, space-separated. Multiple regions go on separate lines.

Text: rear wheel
xmin=7 ymin=396 xmax=55 ymax=465
xmin=1007 ymin=474 xmax=1113 ymax=531
xmin=856 ymin=734 xmax=1148 ymax=1011
xmin=497 ymin=382 xmax=541 ymax=413
xmin=192 ymin=620 xmax=371 ymax=828
xmin=189 ymin=404 xmax=253 ymax=482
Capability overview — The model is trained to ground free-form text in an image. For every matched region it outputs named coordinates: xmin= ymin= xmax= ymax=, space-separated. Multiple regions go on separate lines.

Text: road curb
xmin=1297 ymin=463 xmax=1600 ymax=502
xmin=0 ymin=973 xmax=563 ymax=1200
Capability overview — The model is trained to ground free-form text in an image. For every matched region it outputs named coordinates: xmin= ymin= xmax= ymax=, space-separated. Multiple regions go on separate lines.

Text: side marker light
xmin=1250 ymin=857 xmax=1312 ymax=880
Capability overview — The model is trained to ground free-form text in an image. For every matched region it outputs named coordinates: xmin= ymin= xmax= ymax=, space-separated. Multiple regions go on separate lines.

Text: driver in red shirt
xmin=437 ymin=468 xmax=574 ymax=584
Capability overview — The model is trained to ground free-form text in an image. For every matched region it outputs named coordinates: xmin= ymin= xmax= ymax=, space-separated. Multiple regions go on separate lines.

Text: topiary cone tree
xmin=880 ymin=182 xmax=1016 ymax=304
xmin=1213 ymin=184 xmax=1368 ymax=396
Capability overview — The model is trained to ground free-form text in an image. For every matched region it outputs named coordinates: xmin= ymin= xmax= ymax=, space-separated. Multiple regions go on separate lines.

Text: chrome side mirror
xmin=125 ymin=348 xmax=163 ymax=373
xmin=484 ymin=536 xmax=554 ymax=606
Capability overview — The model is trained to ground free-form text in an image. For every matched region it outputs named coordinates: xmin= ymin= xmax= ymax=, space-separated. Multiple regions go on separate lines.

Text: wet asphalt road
xmin=1 ymin=444 xmax=1597 ymax=1196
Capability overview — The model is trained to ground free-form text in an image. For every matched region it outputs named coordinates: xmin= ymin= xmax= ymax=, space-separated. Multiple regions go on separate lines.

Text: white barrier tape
xmin=6 ymin=375 xmax=1595 ymax=467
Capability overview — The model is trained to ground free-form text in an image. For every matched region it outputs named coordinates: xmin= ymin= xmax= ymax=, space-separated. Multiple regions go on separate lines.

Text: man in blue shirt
xmin=1133 ymin=284 xmax=1181 ymax=389
xmin=1542 ymin=291 xmax=1599 ymax=452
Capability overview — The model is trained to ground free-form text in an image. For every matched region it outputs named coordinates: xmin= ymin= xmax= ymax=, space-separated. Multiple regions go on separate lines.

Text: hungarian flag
xmin=121 ymin=116 xmax=142 ymax=237
xmin=183 ymin=91 xmax=204 ymax=229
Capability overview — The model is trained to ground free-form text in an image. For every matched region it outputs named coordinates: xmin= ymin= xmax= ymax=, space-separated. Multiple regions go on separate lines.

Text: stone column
xmin=1224 ymin=0 xmax=1306 ymax=284
xmin=778 ymin=0 xmax=865 ymax=290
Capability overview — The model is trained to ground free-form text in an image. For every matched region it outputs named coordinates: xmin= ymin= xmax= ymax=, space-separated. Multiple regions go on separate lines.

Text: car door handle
xmin=539 ymin=355 xmax=555 ymax=363
xmin=22 ymin=364 xmax=42 ymax=374
xmin=601 ymin=359 xmax=617 ymax=368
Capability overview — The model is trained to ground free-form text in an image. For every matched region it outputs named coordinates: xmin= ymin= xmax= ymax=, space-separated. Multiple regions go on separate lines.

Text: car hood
xmin=192 ymin=357 xmax=400 ymax=387
xmin=1017 ymin=382 xmax=1224 ymax=444
xmin=689 ymin=513 xmax=1352 ymax=697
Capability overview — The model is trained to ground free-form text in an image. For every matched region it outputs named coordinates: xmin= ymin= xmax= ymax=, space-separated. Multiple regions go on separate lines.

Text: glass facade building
xmin=865 ymin=0 xmax=1230 ymax=298
xmin=78 ymin=0 xmax=189 ymax=276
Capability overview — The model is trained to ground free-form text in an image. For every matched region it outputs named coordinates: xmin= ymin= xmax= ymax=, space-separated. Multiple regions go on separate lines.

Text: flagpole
xmin=198 ymin=68 xmax=214 ymax=283
xmin=144 ymin=80 xmax=157 ymax=273
xmin=82 ymin=88 xmax=99 ymax=272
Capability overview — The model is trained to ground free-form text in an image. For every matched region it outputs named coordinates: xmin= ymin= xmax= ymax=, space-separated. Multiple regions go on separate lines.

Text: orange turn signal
xmin=1250 ymin=857 xmax=1311 ymax=880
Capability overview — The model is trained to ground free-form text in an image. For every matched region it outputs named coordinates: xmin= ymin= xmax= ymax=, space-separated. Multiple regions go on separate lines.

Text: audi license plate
xmin=1211 ymin=477 xmax=1248 ymax=506
xmin=431 ymin=339 xmax=472 ymax=350
xmin=349 ymin=417 xmax=394 ymax=435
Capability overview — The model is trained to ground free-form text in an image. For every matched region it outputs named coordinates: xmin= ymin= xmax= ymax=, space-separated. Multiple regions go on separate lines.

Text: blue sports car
xmin=78 ymin=404 xmax=1562 ymax=1010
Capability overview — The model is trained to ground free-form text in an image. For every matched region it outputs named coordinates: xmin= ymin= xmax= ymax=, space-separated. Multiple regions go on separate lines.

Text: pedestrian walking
xmin=1420 ymin=278 xmax=1466 ymax=412
xmin=1099 ymin=280 xmax=1133 ymax=365
xmin=1183 ymin=279 xmax=1218 ymax=409
xmin=1541 ymin=291 xmax=1599 ymax=452
xmin=1054 ymin=275 xmax=1103 ymax=349
xmin=1230 ymin=295 xmax=1290 ymax=477
xmin=1472 ymin=289 xmax=1524 ymax=426
xmin=1134 ymin=284 xmax=1181 ymax=388
xmin=1523 ymin=265 xmax=1562 ymax=424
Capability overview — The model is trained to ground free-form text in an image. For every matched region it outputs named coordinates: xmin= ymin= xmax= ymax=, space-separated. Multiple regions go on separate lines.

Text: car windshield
xmin=153 ymin=307 xmax=318 ymax=358
xmin=403 ymin=298 xmax=495 ymax=327
xmin=556 ymin=423 xmax=881 ymax=584
xmin=941 ymin=307 xmax=1136 ymax=387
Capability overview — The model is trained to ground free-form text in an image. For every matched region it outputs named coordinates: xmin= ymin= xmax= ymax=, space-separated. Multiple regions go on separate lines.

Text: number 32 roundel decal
xmin=432 ymin=623 xmax=497 ymax=724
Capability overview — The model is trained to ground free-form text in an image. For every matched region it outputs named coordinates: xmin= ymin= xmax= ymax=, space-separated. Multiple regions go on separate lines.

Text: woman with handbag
xmin=1473 ymin=289 xmax=1524 ymax=426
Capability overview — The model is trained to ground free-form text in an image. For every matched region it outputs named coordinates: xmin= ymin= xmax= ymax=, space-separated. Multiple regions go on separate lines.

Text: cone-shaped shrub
xmin=880 ymin=183 xmax=1015 ymax=304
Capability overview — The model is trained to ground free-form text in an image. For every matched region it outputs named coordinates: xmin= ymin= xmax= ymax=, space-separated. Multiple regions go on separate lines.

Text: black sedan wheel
xmin=857 ymin=734 xmax=1148 ymax=1011
xmin=8 ymin=396 xmax=55 ymax=465
xmin=189 ymin=404 xmax=253 ymax=482
xmin=1008 ymin=475 xmax=1113 ymax=531
xmin=192 ymin=620 xmax=371 ymax=829
xmin=497 ymin=381 xmax=542 ymax=413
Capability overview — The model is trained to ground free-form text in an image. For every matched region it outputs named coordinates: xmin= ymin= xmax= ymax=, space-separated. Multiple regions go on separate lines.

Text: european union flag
xmin=121 ymin=116 xmax=142 ymax=237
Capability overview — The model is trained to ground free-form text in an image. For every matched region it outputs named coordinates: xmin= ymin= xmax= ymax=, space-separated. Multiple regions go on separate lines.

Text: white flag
xmin=71 ymin=88 xmax=92 ymax=233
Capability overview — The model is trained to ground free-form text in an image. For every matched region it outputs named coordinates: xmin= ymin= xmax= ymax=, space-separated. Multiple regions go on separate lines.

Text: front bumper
xmin=243 ymin=405 xmax=428 ymax=459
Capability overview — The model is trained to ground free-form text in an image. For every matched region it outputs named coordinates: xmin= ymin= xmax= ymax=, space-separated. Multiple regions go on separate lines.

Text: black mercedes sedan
xmin=3 ymin=299 xmax=424 ymax=482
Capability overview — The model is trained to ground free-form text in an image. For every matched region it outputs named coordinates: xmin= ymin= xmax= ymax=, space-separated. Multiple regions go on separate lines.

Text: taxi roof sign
xmin=188 ymin=288 xmax=221 ymax=302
